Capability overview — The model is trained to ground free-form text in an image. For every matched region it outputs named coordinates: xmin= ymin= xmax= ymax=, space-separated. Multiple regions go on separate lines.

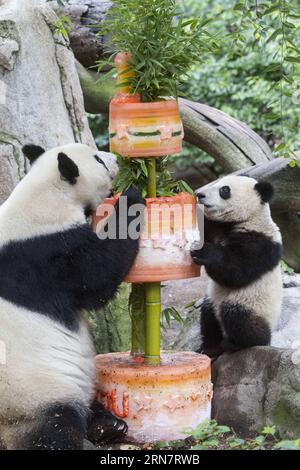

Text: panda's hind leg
xmin=198 ymin=297 xmax=224 ymax=358
xmin=8 ymin=402 xmax=88 ymax=450
xmin=221 ymin=302 xmax=271 ymax=352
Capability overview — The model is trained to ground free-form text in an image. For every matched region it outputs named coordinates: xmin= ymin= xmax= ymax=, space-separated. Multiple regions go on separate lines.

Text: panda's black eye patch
xmin=94 ymin=155 xmax=109 ymax=172
xmin=219 ymin=185 xmax=231 ymax=199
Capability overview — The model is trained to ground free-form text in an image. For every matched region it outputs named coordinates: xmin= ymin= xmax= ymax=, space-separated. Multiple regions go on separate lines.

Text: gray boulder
xmin=272 ymin=277 xmax=300 ymax=349
xmin=212 ymin=346 xmax=300 ymax=438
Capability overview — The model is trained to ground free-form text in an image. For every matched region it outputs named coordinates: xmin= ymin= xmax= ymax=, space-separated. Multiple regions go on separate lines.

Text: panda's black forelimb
xmin=191 ymin=230 xmax=282 ymax=288
xmin=73 ymin=186 xmax=145 ymax=310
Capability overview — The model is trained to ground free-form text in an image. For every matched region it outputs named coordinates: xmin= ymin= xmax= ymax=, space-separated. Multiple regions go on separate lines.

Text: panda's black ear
xmin=57 ymin=152 xmax=79 ymax=185
xmin=254 ymin=181 xmax=274 ymax=203
xmin=22 ymin=144 xmax=45 ymax=164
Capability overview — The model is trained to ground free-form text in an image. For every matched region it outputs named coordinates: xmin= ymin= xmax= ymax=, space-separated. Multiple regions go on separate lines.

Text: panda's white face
xmin=27 ymin=143 xmax=119 ymax=210
xmin=196 ymin=175 xmax=265 ymax=223
xmin=0 ymin=143 xmax=119 ymax=243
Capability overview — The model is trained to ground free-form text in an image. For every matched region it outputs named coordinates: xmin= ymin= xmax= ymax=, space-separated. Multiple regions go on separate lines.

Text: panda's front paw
xmin=122 ymin=186 xmax=145 ymax=207
xmin=87 ymin=405 xmax=128 ymax=444
xmin=190 ymin=241 xmax=202 ymax=265
xmin=190 ymin=242 xmax=215 ymax=265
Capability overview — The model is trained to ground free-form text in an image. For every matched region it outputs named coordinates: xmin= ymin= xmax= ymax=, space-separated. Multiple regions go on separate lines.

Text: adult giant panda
xmin=190 ymin=175 xmax=282 ymax=357
xmin=0 ymin=143 xmax=144 ymax=450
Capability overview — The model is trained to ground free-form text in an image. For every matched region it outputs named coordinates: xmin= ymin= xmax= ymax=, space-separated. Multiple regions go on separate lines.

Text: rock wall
xmin=0 ymin=0 xmax=94 ymax=203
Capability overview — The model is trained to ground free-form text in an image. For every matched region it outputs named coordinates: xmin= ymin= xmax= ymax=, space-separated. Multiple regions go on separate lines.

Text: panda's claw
xmin=87 ymin=404 xmax=128 ymax=444
xmin=88 ymin=417 xmax=128 ymax=444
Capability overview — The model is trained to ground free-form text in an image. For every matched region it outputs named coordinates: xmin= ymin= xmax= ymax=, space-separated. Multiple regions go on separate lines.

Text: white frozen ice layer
xmin=136 ymin=229 xmax=201 ymax=267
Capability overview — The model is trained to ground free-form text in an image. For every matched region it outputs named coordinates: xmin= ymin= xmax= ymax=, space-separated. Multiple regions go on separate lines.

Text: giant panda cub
xmin=190 ymin=175 xmax=282 ymax=357
xmin=0 ymin=143 xmax=145 ymax=450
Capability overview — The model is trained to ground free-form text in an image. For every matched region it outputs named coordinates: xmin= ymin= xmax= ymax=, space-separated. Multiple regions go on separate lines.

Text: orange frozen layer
xmin=109 ymin=99 xmax=183 ymax=157
xmin=96 ymin=351 xmax=211 ymax=384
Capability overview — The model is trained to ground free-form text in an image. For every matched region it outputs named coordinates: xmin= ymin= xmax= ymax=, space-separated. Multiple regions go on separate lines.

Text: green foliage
xmin=154 ymin=421 xmax=300 ymax=450
xmin=281 ymin=259 xmax=295 ymax=274
xmin=262 ymin=425 xmax=277 ymax=436
xmin=182 ymin=0 xmax=300 ymax=164
xmin=112 ymin=156 xmax=194 ymax=197
xmin=161 ymin=306 xmax=188 ymax=333
xmin=230 ymin=0 xmax=300 ymax=164
xmin=53 ymin=14 xmax=72 ymax=40
xmin=275 ymin=439 xmax=300 ymax=450
xmin=154 ymin=439 xmax=190 ymax=450
xmin=98 ymin=0 xmax=219 ymax=101
xmin=87 ymin=114 xmax=109 ymax=149
xmin=228 ymin=437 xmax=246 ymax=448
xmin=186 ymin=420 xmax=231 ymax=450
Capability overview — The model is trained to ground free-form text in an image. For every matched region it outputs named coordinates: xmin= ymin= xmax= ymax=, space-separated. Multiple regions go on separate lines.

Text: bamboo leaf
xmin=285 ymin=56 xmax=300 ymax=63
xmin=266 ymin=29 xmax=282 ymax=43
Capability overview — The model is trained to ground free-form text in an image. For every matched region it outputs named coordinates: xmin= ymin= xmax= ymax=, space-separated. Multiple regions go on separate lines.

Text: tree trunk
xmin=179 ymin=99 xmax=273 ymax=172
xmin=0 ymin=0 xmax=94 ymax=204
xmin=47 ymin=0 xmax=112 ymax=68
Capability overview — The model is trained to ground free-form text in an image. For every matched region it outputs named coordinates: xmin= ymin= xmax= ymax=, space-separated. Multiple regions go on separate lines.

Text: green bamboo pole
xmin=130 ymin=284 xmax=146 ymax=356
xmin=147 ymin=158 xmax=157 ymax=197
xmin=145 ymin=158 xmax=161 ymax=365
xmin=145 ymin=281 xmax=161 ymax=365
